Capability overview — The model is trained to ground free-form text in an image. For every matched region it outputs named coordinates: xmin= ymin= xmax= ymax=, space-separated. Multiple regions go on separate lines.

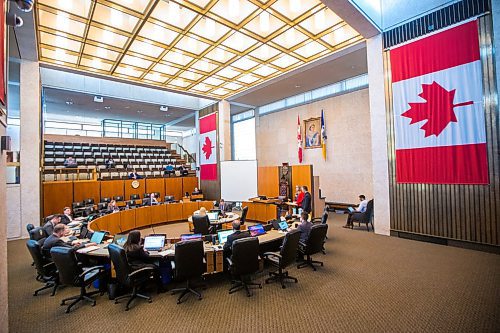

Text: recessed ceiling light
xmin=160 ymin=105 xmax=169 ymax=112
xmin=124 ymin=106 xmax=130 ymax=109
xmin=137 ymin=110 xmax=143 ymax=113
xmin=94 ymin=96 xmax=103 ymax=103
xmin=104 ymin=106 xmax=111 ymax=109
xmin=65 ymin=100 xmax=73 ymax=105
xmin=295 ymin=84 xmax=301 ymax=88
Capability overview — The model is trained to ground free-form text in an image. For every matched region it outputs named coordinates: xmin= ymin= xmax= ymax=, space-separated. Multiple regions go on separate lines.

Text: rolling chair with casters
xmin=263 ymin=229 xmax=301 ymax=289
xmin=227 ymin=237 xmax=262 ymax=297
xmin=26 ymin=240 xmax=59 ymax=296
xmin=297 ymin=224 xmax=328 ymax=271
xmin=240 ymin=206 xmax=249 ymax=225
xmin=311 ymin=208 xmax=329 ymax=253
xmin=350 ymin=199 xmax=374 ymax=231
xmin=192 ymin=215 xmax=211 ymax=235
xmin=30 ymin=227 xmax=47 ymax=243
xmin=50 ymin=246 xmax=106 ymax=313
xmin=170 ymin=240 xmax=205 ymax=304
xmin=26 ymin=223 xmax=35 ymax=234
xmin=108 ymin=244 xmax=155 ymax=311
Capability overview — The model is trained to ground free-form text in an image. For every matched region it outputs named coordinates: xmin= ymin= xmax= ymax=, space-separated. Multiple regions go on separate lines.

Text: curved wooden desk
xmin=188 ymin=212 xmax=240 ymax=225
xmin=89 ymin=200 xmax=214 ymax=235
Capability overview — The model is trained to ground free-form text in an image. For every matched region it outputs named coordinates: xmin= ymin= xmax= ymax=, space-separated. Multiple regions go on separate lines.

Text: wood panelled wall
xmin=42 ymin=177 xmax=199 ymax=217
xmin=258 ymin=166 xmax=279 ymax=197
xmin=385 ymin=15 xmax=500 ymax=249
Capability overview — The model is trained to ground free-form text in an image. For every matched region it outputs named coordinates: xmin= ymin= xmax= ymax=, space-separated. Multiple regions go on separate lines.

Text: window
xmin=232 ymin=116 xmax=256 ymax=160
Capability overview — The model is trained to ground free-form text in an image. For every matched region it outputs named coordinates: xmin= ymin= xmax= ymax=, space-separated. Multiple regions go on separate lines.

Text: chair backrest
xmin=50 ymin=246 xmax=81 ymax=286
xmin=130 ymin=194 xmax=139 ymax=200
xmin=304 ymin=224 xmax=328 ymax=255
xmin=174 ymin=240 xmax=205 ymax=280
xmin=143 ymin=193 xmax=150 ymax=198
xmin=363 ymin=200 xmax=374 ymax=222
xmin=230 ymin=237 xmax=260 ymax=276
xmin=114 ymin=195 xmax=123 ymax=201
xmin=72 ymin=201 xmax=83 ymax=209
xmin=321 ymin=210 xmax=329 ymax=225
xmin=192 ymin=215 xmax=209 ymax=235
xmin=26 ymin=223 xmax=35 ymax=234
xmin=84 ymin=198 xmax=94 ymax=205
xmin=108 ymin=244 xmax=132 ymax=286
xmin=240 ymin=206 xmax=249 ymax=224
xmin=280 ymin=229 xmax=301 ymax=268
xmin=97 ymin=202 xmax=107 ymax=211
xmin=26 ymin=240 xmax=53 ymax=276
xmin=101 ymin=197 xmax=111 ymax=203
xmin=29 ymin=227 xmax=47 ymax=241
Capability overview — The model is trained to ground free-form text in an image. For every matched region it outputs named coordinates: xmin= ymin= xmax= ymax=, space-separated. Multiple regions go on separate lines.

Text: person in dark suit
xmin=218 ymin=199 xmax=228 ymax=213
xmin=192 ymin=187 xmax=202 ymax=195
xmin=301 ymin=186 xmax=312 ymax=216
xmin=60 ymin=207 xmax=73 ymax=225
xmin=43 ymin=215 xmax=62 ymax=237
xmin=223 ymin=220 xmax=250 ymax=258
xmin=42 ymin=224 xmax=95 ymax=252
xmin=296 ymin=211 xmax=313 ymax=243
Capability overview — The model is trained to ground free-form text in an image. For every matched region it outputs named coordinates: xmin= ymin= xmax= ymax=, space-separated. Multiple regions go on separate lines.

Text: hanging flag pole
xmin=321 ymin=109 xmax=327 ymax=161
xmin=297 ymin=115 xmax=303 ymax=163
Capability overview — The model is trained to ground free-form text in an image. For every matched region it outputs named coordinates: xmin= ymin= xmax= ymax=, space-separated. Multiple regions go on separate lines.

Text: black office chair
xmin=108 ymin=244 xmax=155 ymax=311
xmin=84 ymin=198 xmax=94 ymax=206
xmin=50 ymin=246 xmax=105 ymax=313
xmin=164 ymin=195 xmax=174 ymax=202
xmin=170 ymin=240 xmax=205 ymax=304
xmin=192 ymin=215 xmax=210 ymax=235
xmin=72 ymin=201 xmax=84 ymax=210
xmin=297 ymin=224 xmax=328 ymax=271
xmin=29 ymin=227 xmax=47 ymax=242
xmin=143 ymin=193 xmax=151 ymax=198
xmin=100 ymin=197 xmax=111 ymax=204
xmin=113 ymin=195 xmax=124 ymax=202
xmin=97 ymin=202 xmax=107 ymax=212
xmin=26 ymin=223 xmax=35 ymax=235
xmin=130 ymin=194 xmax=140 ymax=200
xmin=26 ymin=240 xmax=59 ymax=296
xmin=126 ymin=200 xmax=137 ymax=208
xmin=312 ymin=208 xmax=329 ymax=252
xmin=350 ymin=199 xmax=374 ymax=231
xmin=263 ymin=229 xmax=300 ymax=289
xmin=82 ymin=206 xmax=95 ymax=217
xmin=240 ymin=206 xmax=249 ymax=225
xmin=227 ymin=237 xmax=262 ymax=297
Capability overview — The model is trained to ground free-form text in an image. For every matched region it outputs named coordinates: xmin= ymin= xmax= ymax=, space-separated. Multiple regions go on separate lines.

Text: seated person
xmin=60 ymin=207 xmax=74 ymax=225
xmin=177 ymin=165 xmax=188 ymax=176
xmin=123 ymin=230 xmax=161 ymax=289
xmin=107 ymin=200 xmax=120 ymax=213
xmin=128 ymin=169 xmax=143 ymax=179
xmin=192 ymin=187 xmax=202 ymax=195
xmin=343 ymin=194 xmax=369 ymax=228
xmin=164 ymin=164 xmax=174 ymax=176
xmin=42 ymin=224 xmax=96 ymax=252
xmin=296 ymin=211 xmax=313 ymax=243
xmin=105 ymin=158 xmax=115 ymax=169
xmin=223 ymin=220 xmax=250 ymax=258
xmin=218 ymin=199 xmax=229 ymax=214
xmin=63 ymin=157 xmax=77 ymax=168
xmin=43 ymin=214 xmax=62 ymax=237
xmin=150 ymin=193 xmax=159 ymax=205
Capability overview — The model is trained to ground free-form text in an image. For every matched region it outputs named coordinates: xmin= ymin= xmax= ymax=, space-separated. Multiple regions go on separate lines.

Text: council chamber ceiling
xmin=35 ymin=0 xmax=364 ymax=100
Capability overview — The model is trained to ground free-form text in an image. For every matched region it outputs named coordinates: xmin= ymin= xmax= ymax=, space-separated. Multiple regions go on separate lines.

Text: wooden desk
xmin=243 ymin=201 xmax=277 ymax=223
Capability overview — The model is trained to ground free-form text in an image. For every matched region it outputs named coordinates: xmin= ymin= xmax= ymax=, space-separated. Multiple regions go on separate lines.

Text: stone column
xmin=19 ymin=60 xmax=41 ymax=235
xmin=366 ymin=34 xmax=391 ymax=236
xmin=218 ymin=100 xmax=231 ymax=161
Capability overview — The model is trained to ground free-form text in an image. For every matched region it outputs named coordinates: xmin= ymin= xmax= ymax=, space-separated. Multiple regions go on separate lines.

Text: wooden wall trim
xmin=43 ymin=134 xmax=171 ymax=148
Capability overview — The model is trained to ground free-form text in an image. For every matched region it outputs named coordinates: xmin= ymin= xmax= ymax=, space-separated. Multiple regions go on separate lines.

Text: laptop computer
xmin=180 ymin=234 xmax=202 ymax=241
xmin=347 ymin=207 xmax=355 ymax=213
xmin=90 ymin=231 xmax=106 ymax=244
xmin=113 ymin=234 xmax=128 ymax=247
xmin=207 ymin=212 xmax=219 ymax=221
xmin=278 ymin=221 xmax=289 ymax=231
xmin=248 ymin=224 xmax=266 ymax=237
xmin=143 ymin=235 xmax=165 ymax=251
xmin=217 ymin=230 xmax=234 ymax=244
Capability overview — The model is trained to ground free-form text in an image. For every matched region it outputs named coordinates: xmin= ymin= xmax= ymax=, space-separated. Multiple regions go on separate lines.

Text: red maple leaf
xmin=202 ymin=136 xmax=214 ymax=160
xmin=401 ymin=81 xmax=473 ymax=137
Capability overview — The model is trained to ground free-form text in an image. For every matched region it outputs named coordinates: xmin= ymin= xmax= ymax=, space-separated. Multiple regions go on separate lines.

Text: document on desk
xmin=77 ymin=245 xmax=100 ymax=254
xmin=157 ymin=249 xmax=175 ymax=257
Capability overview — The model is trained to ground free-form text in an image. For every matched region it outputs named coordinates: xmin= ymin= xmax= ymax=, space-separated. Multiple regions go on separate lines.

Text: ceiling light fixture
xmin=137 ymin=110 xmax=143 ymax=113
xmin=315 ymin=9 xmax=326 ymax=30
xmin=160 ymin=105 xmax=169 ymax=112
xmin=92 ymin=58 xmax=101 ymax=69
xmin=260 ymin=11 xmax=270 ymax=32
xmin=111 ymin=9 xmax=123 ymax=26
xmin=56 ymin=12 xmax=69 ymax=30
xmin=94 ymin=96 xmax=103 ymax=103
xmin=97 ymin=47 xmax=107 ymax=58
xmin=228 ymin=0 xmax=239 ymax=17
xmin=285 ymin=28 xmax=295 ymax=45
xmin=290 ymin=0 xmax=300 ymax=13
xmin=104 ymin=106 xmax=111 ymax=110
xmin=55 ymin=48 xmax=66 ymax=60
xmin=205 ymin=17 xmax=215 ymax=37
xmin=103 ymin=30 xmax=114 ymax=44
xmin=65 ymin=100 xmax=73 ymax=105
xmin=168 ymin=2 xmax=180 ymax=25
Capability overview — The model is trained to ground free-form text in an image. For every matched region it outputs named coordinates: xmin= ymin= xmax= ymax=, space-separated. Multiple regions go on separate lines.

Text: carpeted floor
xmin=8 ymin=214 xmax=500 ymax=333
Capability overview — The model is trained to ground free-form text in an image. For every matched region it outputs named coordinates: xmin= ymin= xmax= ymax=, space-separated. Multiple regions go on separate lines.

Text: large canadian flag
xmin=199 ymin=113 xmax=217 ymax=181
xmin=391 ymin=20 xmax=489 ymax=184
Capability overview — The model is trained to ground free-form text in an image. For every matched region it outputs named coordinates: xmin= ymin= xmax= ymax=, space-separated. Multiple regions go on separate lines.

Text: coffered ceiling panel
xmin=36 ymin=0 xmax=364 ymax=99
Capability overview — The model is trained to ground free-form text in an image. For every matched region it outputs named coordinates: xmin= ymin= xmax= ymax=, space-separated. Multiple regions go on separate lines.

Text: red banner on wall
xmin=199 ymin=113 xmax=217 ymax=181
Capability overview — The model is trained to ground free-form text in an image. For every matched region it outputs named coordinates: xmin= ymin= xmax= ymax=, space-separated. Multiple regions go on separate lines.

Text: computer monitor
xmin=217 ymin=230 xmax=234 ymax=244
xmin=207 ymin=212 xmax=219 ymax=221
xmin=113 ymin=234 xmax=128 ymax=247
xmin=143 ymin=235 xmax=165 ymax=251
xmin=90 ymin=231 xmax=106 ymax=244
xmin=278 ymin=221 xmax=289 ymax=231
xmin=180 ymin=234 xmax=202 ymax=241
xmin=248 ymin=224 xmax=266 ymax=237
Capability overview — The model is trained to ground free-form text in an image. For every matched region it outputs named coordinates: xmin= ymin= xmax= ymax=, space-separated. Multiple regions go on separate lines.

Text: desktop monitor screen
xmin=278 ymin=221 xmax=289 ymax=231
xmin=207 ymin=212 xmax=219 ymax=221
xmin=113 ymin=234 xmax=128 ymax=247
xmin=143 ymin=235 xmax=165 ymax=251
xmin=90 ymin=231 xmax=106 ymax=244
xmin=248 ymin=224 xmax=266 ymax=237
xmin=217 ymin=230 xmax=234 ymax=244
xmin=181 ymin=234 xmax=202 ymax=241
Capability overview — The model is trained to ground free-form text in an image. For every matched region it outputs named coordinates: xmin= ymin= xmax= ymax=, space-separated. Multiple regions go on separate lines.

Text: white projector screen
xmin=220 ymin=160 xmax=258 ymax=202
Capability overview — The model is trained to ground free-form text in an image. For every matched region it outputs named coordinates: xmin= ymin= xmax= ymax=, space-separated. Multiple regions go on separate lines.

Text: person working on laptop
xmin=223 ymin=220 xmax=250 ymax=260
xmin=107 ymin=200 xmax=120 ymax=213
xmin=296 ymin=212 xmax=313 ymax=243
xmin=150 ymin=193 xmax=159 ymax=205
xmin=343 ymin=195 xmax=369 ymax=228
xmin=60 ymin=207 xmax=73 ymax=225
xmin=42 ymin=224 xmax=96 ymax=252
xmin=43 ymin=214 xmax=62 ymax=237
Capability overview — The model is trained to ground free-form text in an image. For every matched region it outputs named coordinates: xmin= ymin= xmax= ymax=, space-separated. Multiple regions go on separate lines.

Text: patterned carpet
xmin=8 ymin=214 xmax=500 ymax=333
